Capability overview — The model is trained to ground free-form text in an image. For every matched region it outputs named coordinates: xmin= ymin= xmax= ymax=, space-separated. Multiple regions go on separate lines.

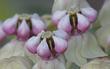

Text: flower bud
xmin=0 ymin=26 xmax=6 ymax=42
xmin=52 ymin=10 xmax=67 ymax=25
xmin=25 ymin=36 xmax=41 ymax=54
xmin=31 ymin=18 xmax=45 ymax=35
xmin=17 ymin=19 xmax=30 ymax=41
xmin=3 ymin=15 xmax=18 ymax=35
xmin=81 ymin=7 xmax=97 ymax=22
xmin=53 ymin=29 xmax=69 ymax=40
xmin=77 ymin=13 xmax=90 ymax=33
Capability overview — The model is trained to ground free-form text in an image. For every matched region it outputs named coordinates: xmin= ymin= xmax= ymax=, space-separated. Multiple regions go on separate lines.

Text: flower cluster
xmin=2 ymin=14 xmax=46 ymax=41
xmin=0 ymin=6 xmax=97 ymax=60
xmin=25 ymin=30 xmax=69 ymax=60
xmin=52 ymin=7 xmax=97 ymax=35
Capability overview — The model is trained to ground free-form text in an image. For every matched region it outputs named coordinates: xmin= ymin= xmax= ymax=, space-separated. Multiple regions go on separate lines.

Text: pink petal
xmin=25 ymin=36 xmax=41 ymax=54
xmin=53 ymin=29 xmax=70 ymax=40
xmin=0 ymin=26 xmax=6 ymax=42
xmin=17 ymin=19 xmax=30 ymax=41
xmin=58 ymin=14 xmax=72 ymax=33
xmin=52 ymin=10 xmax=67 ymax=25
xmin=81 ymin=7 xmax=97 ymax=22
xmin=37 ymin=39 xmax=51 ymax=60
xmin=3 ymin=15 xmax=18 ymax=35
xmin=77 ymin=13 xmax=90 ymax=33
xmin=53 ymin=36 xmax=68 ymax=54
xmin=31 ymin=18 xmax=46 ymax=35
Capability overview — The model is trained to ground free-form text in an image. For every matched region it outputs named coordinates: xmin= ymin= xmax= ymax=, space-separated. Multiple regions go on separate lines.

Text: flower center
xmin=16 ymin=14 xmax=32 ymax=29
xmin=68 ymin=11 xmax=78 ymax=32
xmin=19 ymin=14 xmax=30 ymax=20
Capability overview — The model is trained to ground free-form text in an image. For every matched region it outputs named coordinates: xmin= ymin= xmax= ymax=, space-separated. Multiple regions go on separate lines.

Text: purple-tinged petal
xmin=81 ymin=7 xmax=97 ymax=22
xmin=0 ymin=26 xmax=6 ymax=42
xmin=53 ymin=36 xmax=68 ymax=54
xmin=37 ymin=39 xmax=51 ymax=60
xmin=25 ymin=36 xmax=41 ymax=54
xmin=58 ymin=14 xmax=72 ymax=33
xmin=31 ymin=18 xmax=46 ymax=35
xmin=52 ymin=10 xmax=67 ymax=25
xmin=17 ymin=19 xmax=30 ymax=41
xmin=3 ymin=15 xmax=18 ymax=35
xmin=77 ymin=13 xmax=90 ymax=33
xmin=53 ymin=29 xmax=70 ymax=40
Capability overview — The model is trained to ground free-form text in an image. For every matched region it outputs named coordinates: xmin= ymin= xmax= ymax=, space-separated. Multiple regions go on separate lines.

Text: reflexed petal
xmin=32 ymin=59 xmax=66 ymax=69
xmin=96 ymin=0 xmax=110 ymax=26
xmin=65 ymin=36 xmax=87 ymax=66
xmin=81 ymin=57 xmax=110 ymax=69
xmin=81 ymin=32 xmax=107 ymax=58
xmin=17 ymin=19 xmax=30 ymax=41
xmin=95 ymin=25 xmax=110 ymax=51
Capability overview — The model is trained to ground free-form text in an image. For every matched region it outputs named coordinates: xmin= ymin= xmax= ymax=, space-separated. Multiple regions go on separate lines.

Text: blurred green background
xmin=0 ymin=0 xmax=53 ymax=20
xmin=0 ymin=0 xmax=104 ymax=20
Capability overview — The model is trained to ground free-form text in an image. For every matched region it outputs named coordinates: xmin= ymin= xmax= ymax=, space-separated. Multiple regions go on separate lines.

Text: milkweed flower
xmin=2 ymin=14 xmax=46 ymax=41
xmin=25 ymin=30 xmax=68 ymax=60
xmin=52 ymin=11 xmax=90 ymax=34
